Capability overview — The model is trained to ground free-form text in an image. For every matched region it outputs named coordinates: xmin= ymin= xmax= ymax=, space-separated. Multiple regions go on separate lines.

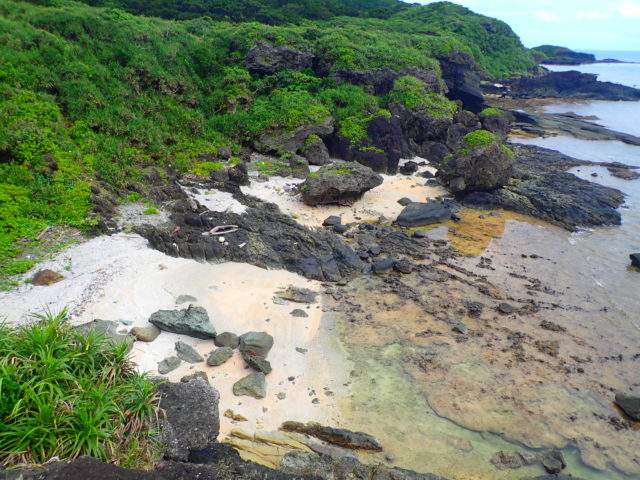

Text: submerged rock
xmin=233 ymin=372 xmax=267 ymax=399
xmin=280 ymin=421 xmax=382 ymax=451
xmin=396 ymin=202 xmax=452 ymax=227
xmin=301 ymin=161 xmax=383 ymax=206
xmin=149 ymin=305 xmax=216 ymax=339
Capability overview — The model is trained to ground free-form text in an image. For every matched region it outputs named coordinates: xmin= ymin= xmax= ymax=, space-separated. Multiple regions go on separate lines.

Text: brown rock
xmin=31 ymin=269 xmax=65 ymax=286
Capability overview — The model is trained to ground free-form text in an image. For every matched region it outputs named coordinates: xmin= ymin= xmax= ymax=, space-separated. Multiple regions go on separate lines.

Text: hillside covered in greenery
xmin=0 ymin=0 xmax=536 ymax=277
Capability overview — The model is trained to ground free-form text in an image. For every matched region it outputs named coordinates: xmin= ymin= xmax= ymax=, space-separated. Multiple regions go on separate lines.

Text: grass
xmin=0 ymin=309 xmax=160 ymax=467
xmin=463 ymin=130 xmax=498 ymax=148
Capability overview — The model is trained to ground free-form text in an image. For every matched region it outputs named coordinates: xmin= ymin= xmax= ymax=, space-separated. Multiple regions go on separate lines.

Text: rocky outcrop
xmin=326 ymin=114 xmax=404 ymax=173
xmin=437 ymin=51 xmax=484 ymax=111
xmin=156 ymin=377 xmax=220 ymax=461
xmin=300 ymin=161 xmax=383 ymax=206
xmin=479 ymin=109 xmax=514 ymax=139
xmin=254 ymin=118 xmax=335 ymax=155
xmin=390 ymin=103 xmax=453 ymax=159
xmin=512 ymin=110 xmax=640 ymax=146
xmin=533 ymin=45 xmax=596 ymax=65
xmin=135 ymin=185 xmax=364 ymax=282
xmin=149 ymin=305 xmax=217 ymax=339
xmin=438 ymin=136 xmax=515 ymax=192
xmin=333 ymin=66 xmax=445 ymax=96
xmin=460 ymin=144 xmax=625 ymax=230
xmin=507 ymin=70 xmax=640 ymax=101
xmin=245 ymin=42 xmax=314 ymax=75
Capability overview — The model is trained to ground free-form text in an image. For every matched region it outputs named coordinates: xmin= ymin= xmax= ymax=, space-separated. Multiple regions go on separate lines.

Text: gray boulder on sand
xmin=149 ymin=305 xmax=216 ymax=339
xmin=242 ymin=352 xmax=272 ymax=374
xmin=214 ymin=332 xmax=240 ymax=349
xmin=303 ymin=135 xmax=331 ymax=166
xmin=233 ymin=372 xmax=267 ymax=399
xmin=239 ymin=331 xmax=274 ymax=358
xmin=396 ymin=202 xmax=452 ymax=227
xmin=130 ymin=325 xmax=161 ymax=342
xmin=615 ymin=392 xmax=640 ymax=420
xmin=158 ymin=356 xmax=181 ymax=374
xmin=175 ymin=341 xmax=204 ymax=363
xmin=301 ymin=161 xmax=383 ymax=206
xmin=207 ymin=347 xmax=234 ymax=367
xmin=156 ymin=377 xmax=220 ymax=461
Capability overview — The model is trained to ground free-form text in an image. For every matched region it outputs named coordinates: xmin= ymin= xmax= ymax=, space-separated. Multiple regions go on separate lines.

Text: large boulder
xmin=396 ymin=202 xmax=452 ymax=227
xmin=301 ymin=135 xmax=331 ymax=166
xmin=479 ymin=108 xmax=515 ymax=139
xmin=156 ymin=377 xmax=220 ymax=461
xmin=301 ymin=161 xmax=383 ymax=206
xmin=244 ymin=42 xmax=314 ymax=75
xmin=149 ymin=305 xmax=216 ymax=339
xmin=438 ymin=130 xmax=515 ymax=192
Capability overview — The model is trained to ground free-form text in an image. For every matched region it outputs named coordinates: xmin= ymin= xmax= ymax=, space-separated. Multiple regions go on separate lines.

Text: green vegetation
xmin=0 ymin=309 xmax=158 ymax=466
xmin=388 ymin=75 xmax=457 ymax=117
xmin=463 ymin=130 xmax=498 ymax=147
xmin=0 ymin=0 xmax=535 ymax=270
xmin=501 ymin=144 xmax=515 ymax=158
xmin=480 ymin=107 xmax=502 ymax=116
xmin=193 ymin=162 xmax=225 ymax=177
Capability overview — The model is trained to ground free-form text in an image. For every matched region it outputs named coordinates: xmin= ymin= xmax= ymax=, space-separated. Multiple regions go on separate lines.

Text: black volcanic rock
xmin=245 ymin=42 xmax=313 ymax=75
xmin=301 ymin=161 xmax=383 ymax=206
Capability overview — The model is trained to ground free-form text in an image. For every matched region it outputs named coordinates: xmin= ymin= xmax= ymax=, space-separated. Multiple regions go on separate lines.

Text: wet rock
xmin=394 ymin=258 xmax=414 ymax=274
xmin=333 ymin=224 xmax=348 ymax=234
xmin=214 ymin=332 xmax=240 ymax=349
xmin=181 ymin=371 xmax=209 ymax=384
xmin=302 ymin=135 xmax=330 ymax=166
xmin=233 ymin=372 xmax=266 ymax=399
xmin=540 ymin=449 xmax=566 ymax=474
xmin=412 ymin=230 xmax=428 ymax=238
xmin=242 ymin=352 xmax=272 ymax=374
xmin=369 ymin=246 xmax=382 ymax=256
xmin=175 ymin=341 xmax=204 ymax=363
xmin=399 ymin=161 xmax=419 ymax=175
xmin=301 ymin=161 xmax=383 ymax=206
xmin=157 ymin=377 xmax=220 ymax=461
xmin=396 ymin=202 xmax=452 ymax=227
xmin=176 ymin=294 xmax=198 ymax=305
xmin=372 ymin=258 xmax=395 ymax=275
xmin=207 ymin=347 xmax=234 ymax=367
xmin=630 ymin=253 xmax=640 ymax=268
xmin=149 ymin=305 xmax=216 ymax=339
xmin=498 ymin=303 xmax=515 ymax=314
xmin=615 ymin=392 xmax=640 ymax=420
xmin=290 ymin=308 xmax=309 ymax=318
xmin=239 ymin=332 xmax=274 ymax=358
xmin=130 ymin=325 xmax=161 ymax=342
xmin=74 ymin=319 xmax=133 ymax=351
xmin=398 ymin=197 xmax=413 ymax=206
xmin=323 ymin=216 xmax=342 ymax=227
xmin=280 ymin=421 xmax=382 ymax=451
xmin=31 ymin=269 xmax=65 ymax=286
xmin=276 ymin=286 xmax=318 ymax=304
xmin=158 ymin=356 xmax=182 ymax=375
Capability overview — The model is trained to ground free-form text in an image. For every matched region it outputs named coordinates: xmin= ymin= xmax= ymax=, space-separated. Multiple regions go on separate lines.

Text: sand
xmin=0 ymin=233 xmax=349 ymax=438
xmin=241 ymin=158 xmax=447 ymax=227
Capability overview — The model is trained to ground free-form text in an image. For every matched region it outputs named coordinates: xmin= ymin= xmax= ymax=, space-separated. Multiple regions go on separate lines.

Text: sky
xmin=408 ymin=0 xmax=640 ymax=52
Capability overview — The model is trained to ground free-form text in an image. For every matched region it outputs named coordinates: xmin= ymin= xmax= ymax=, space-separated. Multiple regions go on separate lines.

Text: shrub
xmin=480 ymin=107 xmax=502 ymax=116
xmin=388 ymin=76 xmax=457 ymax=118
xmin=0 ymin=309 xmax=158 ymax=466
xmin=463 ymin=130 xmax=498 ymax=147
